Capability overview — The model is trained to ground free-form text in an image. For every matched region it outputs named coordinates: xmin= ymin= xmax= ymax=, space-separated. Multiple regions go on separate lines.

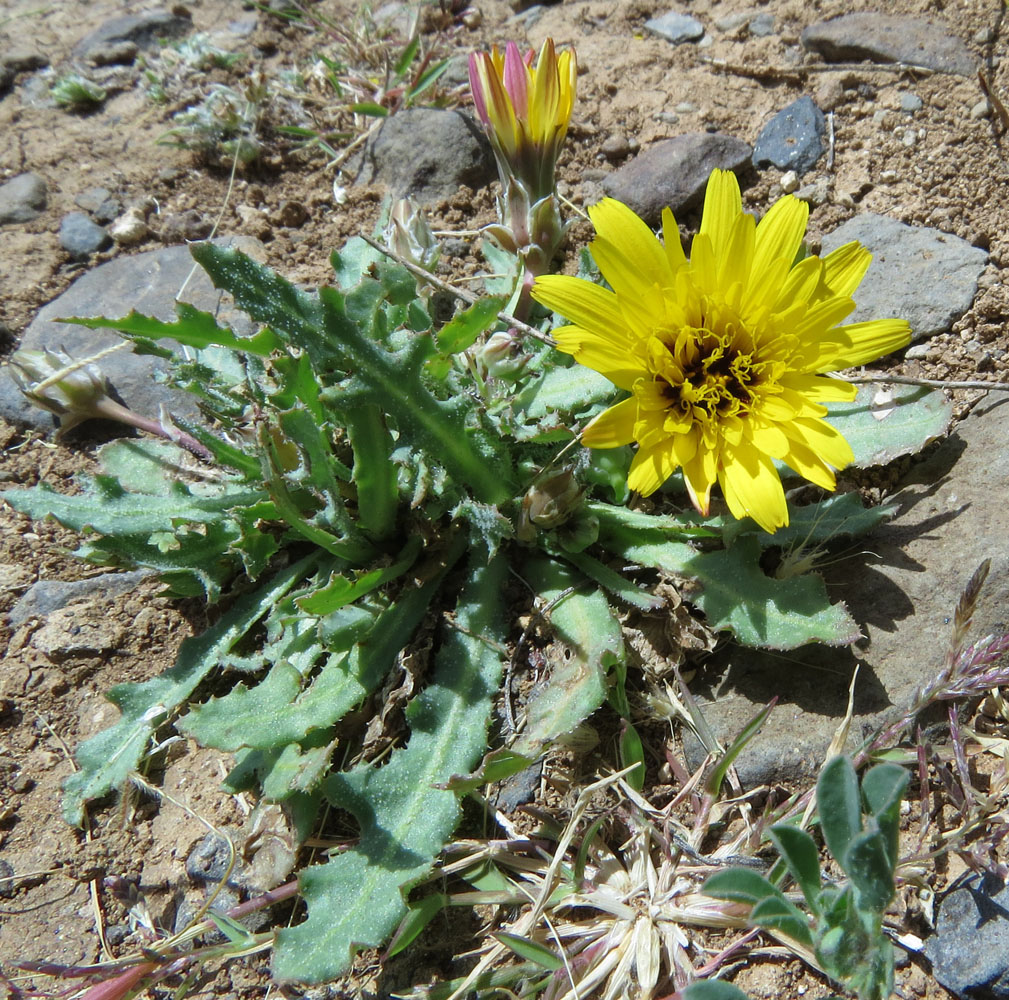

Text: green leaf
xmin=493 ymin=932 xmax=564 ymax=972
xmin=181 ymin=557 xmax=450 ymax=753
xmin=768 ymin=824 xmax=822 ymax=912
xmin=861 ymin=762 xmax=909 ymax=869
xmin=843 ymin=828 xmax=895 ymax=913
xmin=272 ymin=554 xmax=507 ymax=982
xmin=350 ymin=101 xmax=388 ymax=117
xmin=514 ymin=364 xmax=615 ymax=423
xmin=438 ymin=748 xmax=537 ymax=793
xmin=62 ymin=556 xmax=316 ymax=825
xmin=705 ymin=699 xmax=776 ymax=798
xmin=684 ymin=537 xmax=861 ymax=648
xmin=435 ymin=295 xmax=506 ymax=355
xmin=825 ymin=384 xmax=952 ymax=468
xmin=703 ymin=867 xmax=785 ymax=907
xmin=512 ymin=556 xmax=622 ymax=756
xmin=59 ymin=302 xmax=280 ymax=356
xmin=385 ymin=893 xmax=449 ymax=959
xmin=558 ymin=548 xmax=664 ymax=612
xmin=764 ymin=493 xmax=897 ymax=551
xmin=683 ymin=982 xmax=752 ymax=1000
xmin=748 ymin=895 xmax=815 ymax=949
xmin=817 ymin=756 xmax=862 ymax=869
xmin=345 ymin=402 xmax=398 ymax=541
xmin=296 ymin=537 xmax=421 ymax=615
xmin=619 ymin=720 xmax=645 ymax=792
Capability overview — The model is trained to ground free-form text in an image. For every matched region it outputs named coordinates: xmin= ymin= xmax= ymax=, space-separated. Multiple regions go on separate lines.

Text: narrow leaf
xmin=703 ymin=868 xmax=784 ymax=907
xmin=385 ymin=893 xmax=448 ymax=959
xmin=748 ymin=895 xmax=815 ymax=949
xmin=493 ymin=932 xmax=564 ymax=972
xmin=435 ymin=295 xmax=506 ymax=355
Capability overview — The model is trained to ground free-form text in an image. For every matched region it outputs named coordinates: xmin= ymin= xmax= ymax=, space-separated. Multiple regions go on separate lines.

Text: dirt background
xmin=1 ymin=0 xmax=1007 ymax=997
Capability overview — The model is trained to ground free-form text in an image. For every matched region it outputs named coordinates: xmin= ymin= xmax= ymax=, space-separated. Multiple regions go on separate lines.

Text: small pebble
xmin=880 ymin=169 xmax=897 ymax=182
xmin=899 ymin=93 xmax=923 ymax=113
xmin=461 ymin=8 xmax=482 ymax=28
xmin=108 ymin=207 xmax=149 ymax=246
xmin=748 ymin=12 xmax=775 ymax=36
xmin=698 ymin=34 xmax=714 ymax=48
xmin=600 ymin=132 xmax=631 ymax=161
xmin=971 ymin=98 xmax=992 ymax=120
xmin=780 ymin=169 xmax=799 ymax=193
xmin=905 ymin=343 xmax=930 ymax=360
xmin=796 ymin=179 xmax=830 ymax=206
xmin=902 ymin=130 xmax=918 ymax=147
xmin=269 ymin=200 xmax=308 ymax=228
xmin=674 ymin=101 xmax=697 ymax=114
xmin=59 ymin=211 xmax=111 ymax=258
xmin=655 ymin=111 xmax=679 ymax=125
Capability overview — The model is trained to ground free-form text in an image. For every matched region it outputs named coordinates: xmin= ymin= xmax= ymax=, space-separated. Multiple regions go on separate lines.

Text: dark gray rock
xmin=801 ymin=13 xmax=977 ymax=77
xmin=820 ymin=215 xmax=988 ymax=343
xmin=356 ymin=108 xmax=495 ymax=205
xmin=74 ymin=187 xmax=122 ymax=224
xmin=59 ymin=212 xmax=112 ymax=259
xmin=925 ymin=874 xmax=1009 ymax=998
xmin=0 ymin=172 xmax=48 ymax=224
xmin=601 ymin=132 xmax=752 ymax=226
xmin=645 ymin=10 xmax=705 ymax=44
xmin=87 ymin=40 xmax=139 ymax=67
xmin=0 ymin=47 xmax=48 ymax=93
xmin=753 ymin=96 xmax=825 ymax=176
xmin=684 ymin=394 xmax=1009 ymax=785
xmin=72 ymin=9 xmax=192 ymax=62
xmin=0 ymin=236 xmax=264 ymax=433
xmin=9 ymin=570 xmax=153 ymax=627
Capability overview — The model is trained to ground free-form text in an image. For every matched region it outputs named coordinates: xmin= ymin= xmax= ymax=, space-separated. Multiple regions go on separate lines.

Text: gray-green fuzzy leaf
xmin=271 ymin=554 xmax=507 ymax=982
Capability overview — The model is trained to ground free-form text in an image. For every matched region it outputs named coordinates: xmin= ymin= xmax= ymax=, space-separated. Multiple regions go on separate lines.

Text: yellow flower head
xmin=532 ymin=170 xmax=912 ymax=534
xmin=468 ymin=38 xmax=577 ymax=199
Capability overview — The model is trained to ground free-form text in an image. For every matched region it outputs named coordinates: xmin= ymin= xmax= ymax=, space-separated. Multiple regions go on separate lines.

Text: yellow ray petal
xmin=628 ymin=442 xmax=678 ymax=496
xmin=811 ymin=319 xmax=913 ymax=371
xmin=700 ymin=169 xmax=742 ymax=261
xmin=582 ymin=397 xmax=638 ymax=448
xmin=682 ymin=438 xmax=717 ymax=515
xmin=783 ymin=416 xmax=854 ymax=471
xmin=716 ymin=211 xmax=756 ymax=299
xmin=533 ymin=274 xmax=626 ymax=337
xmin=819 ymin=240 xmax=871 ymax=300
xmin=719 ymin=445 xmax=788 ymax=533
xmin=552 ymin=327 xmax=644 ymax=389
xmin=661 ymin=206 xmax=687 ymax=273
xmin=778 ymin=372 xmax=858 ymax=403
xmin=778 ymin=439 xmax=837 ymax=491
xmin=588 ymin=198 xmax=674 ymax=298
xmin=752 ymin=194 xmax=809 ymax=289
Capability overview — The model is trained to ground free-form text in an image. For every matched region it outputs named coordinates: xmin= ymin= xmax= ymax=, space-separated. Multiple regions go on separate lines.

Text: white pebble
xmin=902 ymin=130 xmax=918 ymax=147
xmin=780 ymin=170 xmax=799 ymax=193
xmin=971 ymin=98 xmax=992 ymax=120
xmin=108 ymin=207 xmax=148 ymax=246
xmin=880 ymin=169 xmax=897 ymax=183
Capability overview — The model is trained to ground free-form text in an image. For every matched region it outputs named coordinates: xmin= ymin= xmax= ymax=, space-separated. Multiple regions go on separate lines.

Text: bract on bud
xmin=386 ymin=198 xmax=440 ymax=272
xmin=479 ymin=330 xmax=529 ymax=380
xmin=8 ymin=347 xmax=110 ymax=430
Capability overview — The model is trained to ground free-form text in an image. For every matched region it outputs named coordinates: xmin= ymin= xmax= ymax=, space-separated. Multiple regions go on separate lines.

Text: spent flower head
xmin=533 ymin=169 xmax=912 ymax=533
xmin=8 ymin=346 xmax=111 ymax=430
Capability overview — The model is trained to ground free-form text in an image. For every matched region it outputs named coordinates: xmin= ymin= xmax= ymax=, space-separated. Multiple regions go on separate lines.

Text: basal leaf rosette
xmin=532 ymin=169 xmax=912 ymax=533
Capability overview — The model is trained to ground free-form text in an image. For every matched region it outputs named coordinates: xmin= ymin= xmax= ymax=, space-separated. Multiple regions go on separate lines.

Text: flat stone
xmin=925 ymin=873 xmax=1009 ymax=998
xmin=0 ymin=236 xmax=264 ymax=433
xmin=9 ymin=570 xmax=153 ymax=627
xmin=602 ymin=132 xmax=752 ymax=226
xmin=714 ymin=11 xmax=755 ymax=32
xmin=753 ymin=96 xmax=826 ymax=176
xmin=74 ymin=187 xmax=122 ymax=223
xmin=59 ymin=213 xmax=112 ymax=260
xmin=748 ymin=13 xmax=775 ymax=37
xmin=801 ymin=13 xmax=977 ymax=76
xmin=900 ymin=92 xmax=924 ymax=113
xmin=356 ymin=108 xmax=495 ymax=205
xmin=820 ymin=215 xmax=988 ymax=342
xmin=0 ymin=47 xmax=47 ymax=93
xmin=684 ymin=395 xmax=1009 ymax=785
xmin=645 ymin=10 xmax=705 ymax=44
xmin=72 ymin=9 xmax=192 ymax=62
xmin=0 ymin=172 xmax=48 ymax=224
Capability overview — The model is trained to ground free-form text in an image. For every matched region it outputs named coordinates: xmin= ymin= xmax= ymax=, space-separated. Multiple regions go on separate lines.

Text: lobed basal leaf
xmin=272 ymin=553 xmax=507 ymax=982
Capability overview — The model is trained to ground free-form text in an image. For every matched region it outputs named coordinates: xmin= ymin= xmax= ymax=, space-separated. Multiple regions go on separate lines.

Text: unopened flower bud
xmin=386 ymin=198 xmax=440 ymax=272
xmin=8 ymin=347 xmax=109 ymax=428
xmin=479 ymin=330 xmax=529 ymax=380
xmin=518 ymin=468 xmax=584 ymax=540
